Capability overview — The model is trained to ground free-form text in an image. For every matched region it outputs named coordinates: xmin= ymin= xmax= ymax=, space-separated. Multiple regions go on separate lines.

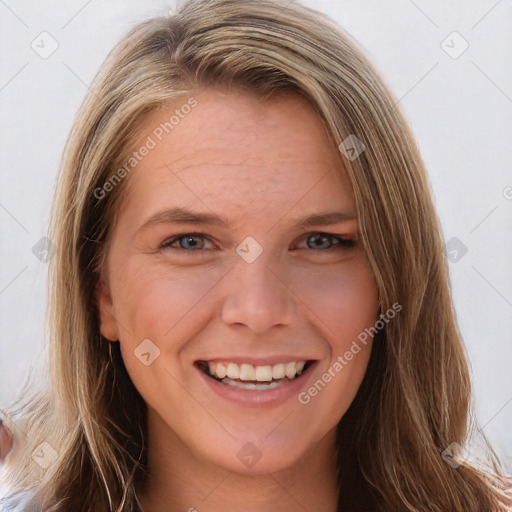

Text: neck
xmin=137 ymin=410 xmax=340 ymax=512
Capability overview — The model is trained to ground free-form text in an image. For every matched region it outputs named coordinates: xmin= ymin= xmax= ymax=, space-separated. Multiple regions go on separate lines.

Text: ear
xmin=95 ymin=273 xmax=120 ymax=342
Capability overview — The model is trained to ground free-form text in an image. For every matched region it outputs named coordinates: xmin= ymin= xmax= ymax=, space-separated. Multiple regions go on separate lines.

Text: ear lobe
xmin=95 ymin=274 xmax=119 ymax=342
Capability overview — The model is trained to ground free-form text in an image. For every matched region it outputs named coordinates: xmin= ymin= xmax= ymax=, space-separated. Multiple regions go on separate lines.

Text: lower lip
xmin=196 ymin=362 xmax=317 ymax=407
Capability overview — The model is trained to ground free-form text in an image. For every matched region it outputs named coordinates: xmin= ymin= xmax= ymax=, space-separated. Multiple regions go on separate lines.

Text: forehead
xmin=118 ymin=88 xmax=354 ymax=228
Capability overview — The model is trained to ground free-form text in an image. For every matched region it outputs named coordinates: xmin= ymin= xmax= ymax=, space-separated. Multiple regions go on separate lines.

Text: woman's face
xmin=97 ymin=87 xmax=379 ymax=475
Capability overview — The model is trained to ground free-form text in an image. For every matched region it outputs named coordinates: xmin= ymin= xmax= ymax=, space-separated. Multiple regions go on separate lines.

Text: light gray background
xmin=0 ymin=0 xmax=511 ymax=474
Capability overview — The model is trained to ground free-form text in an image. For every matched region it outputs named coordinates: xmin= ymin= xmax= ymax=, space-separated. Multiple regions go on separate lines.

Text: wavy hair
xmin=2 ymin=0 xmax=511 ymax=510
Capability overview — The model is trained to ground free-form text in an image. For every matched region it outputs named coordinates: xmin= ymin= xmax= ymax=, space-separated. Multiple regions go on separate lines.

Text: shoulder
xmin=0 ymin=491 xmax=41 ymax=512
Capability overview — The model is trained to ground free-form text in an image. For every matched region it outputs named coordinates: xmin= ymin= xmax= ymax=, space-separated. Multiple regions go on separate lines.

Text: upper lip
xmin=196 ymin=356 xmax=317 ymax=366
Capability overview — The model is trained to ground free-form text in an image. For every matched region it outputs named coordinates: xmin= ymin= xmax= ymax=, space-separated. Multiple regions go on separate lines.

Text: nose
xmin=220 ymin=254 xmax=297 ymax=334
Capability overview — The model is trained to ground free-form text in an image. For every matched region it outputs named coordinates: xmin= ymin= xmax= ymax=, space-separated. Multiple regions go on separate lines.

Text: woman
xmin=1 ymin=0 xmax=510 ymax=510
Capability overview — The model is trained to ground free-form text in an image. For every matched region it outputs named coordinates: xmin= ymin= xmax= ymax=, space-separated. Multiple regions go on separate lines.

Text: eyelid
xmin=159 ymin=231 xmax=356 ymax=253
xmin=301 ymin=230 xmax=354 ymax=240
xmin=160 ymin=232 xmax=216 ymax=251
xmin=292 ymin=231 xmax=355 ymax=250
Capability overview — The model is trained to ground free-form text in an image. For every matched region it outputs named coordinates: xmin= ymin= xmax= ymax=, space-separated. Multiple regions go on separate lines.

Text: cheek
xmin=111 ymin=264 xmax=226 ymax=411
xmin=291 ymin=261 xmax=378 ymax=415
xmin=111 ymin=261 xmax=224 ymax=346
xmin=290 ymin=258 xmax=379 ymax=347
xmin=113 ymin=253 xmax=378 ymax=354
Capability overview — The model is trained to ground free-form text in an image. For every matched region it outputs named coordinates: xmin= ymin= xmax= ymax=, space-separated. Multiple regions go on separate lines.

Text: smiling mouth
xmin=196 ymin=360 xmax=315 ymax=390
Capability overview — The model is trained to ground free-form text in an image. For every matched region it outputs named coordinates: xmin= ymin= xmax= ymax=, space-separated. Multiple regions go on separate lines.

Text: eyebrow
xmin=135 ymin=206 xmax=357 ymax=235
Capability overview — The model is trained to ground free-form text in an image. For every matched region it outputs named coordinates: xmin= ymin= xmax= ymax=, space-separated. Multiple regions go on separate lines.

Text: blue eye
xmin=159 ymin=232 xmax=355 ymax=254
xmin=160 ymin=233 xmax=212 ymax=251
xmin=301 ymin=233 xmax=355 ymax=252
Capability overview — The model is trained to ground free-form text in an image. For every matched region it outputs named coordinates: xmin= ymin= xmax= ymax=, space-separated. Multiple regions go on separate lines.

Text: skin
xmin=0 ymin=420 xmax=13 ymax=463
xmin=96 ymin=87 xmax=380 ymax=512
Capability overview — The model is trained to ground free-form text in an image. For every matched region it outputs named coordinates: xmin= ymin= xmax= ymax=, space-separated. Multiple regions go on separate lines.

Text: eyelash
xmin=159 ymin=232 xmax=355 ymax=255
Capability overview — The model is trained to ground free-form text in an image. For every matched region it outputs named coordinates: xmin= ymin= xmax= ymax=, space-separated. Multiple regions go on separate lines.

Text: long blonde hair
xmin=2 ymin=0 xmax=511 ymax=510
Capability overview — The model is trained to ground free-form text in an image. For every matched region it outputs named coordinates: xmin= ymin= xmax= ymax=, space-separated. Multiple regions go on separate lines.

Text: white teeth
xmin=221 ymin=378 xmax=282 ymax=390
xmin=216 ymin=362 xmax=227 ymax=379
xmin=206 ymin=360 xmax=308 ymax=382
xmin=296 ymin=361 xmax=306 ymax=374
xmin=239 ymin=363 xmax=255 ymax=381
xmin=255 ymin=365 xmax=273 ymax=381
xmin=284 ymin=362 xmax=297 ymax=379
xmin=272 ymin=363 xmax=285 ymax=379
xmin=226 ymin=363 xmax=240 ymax=379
